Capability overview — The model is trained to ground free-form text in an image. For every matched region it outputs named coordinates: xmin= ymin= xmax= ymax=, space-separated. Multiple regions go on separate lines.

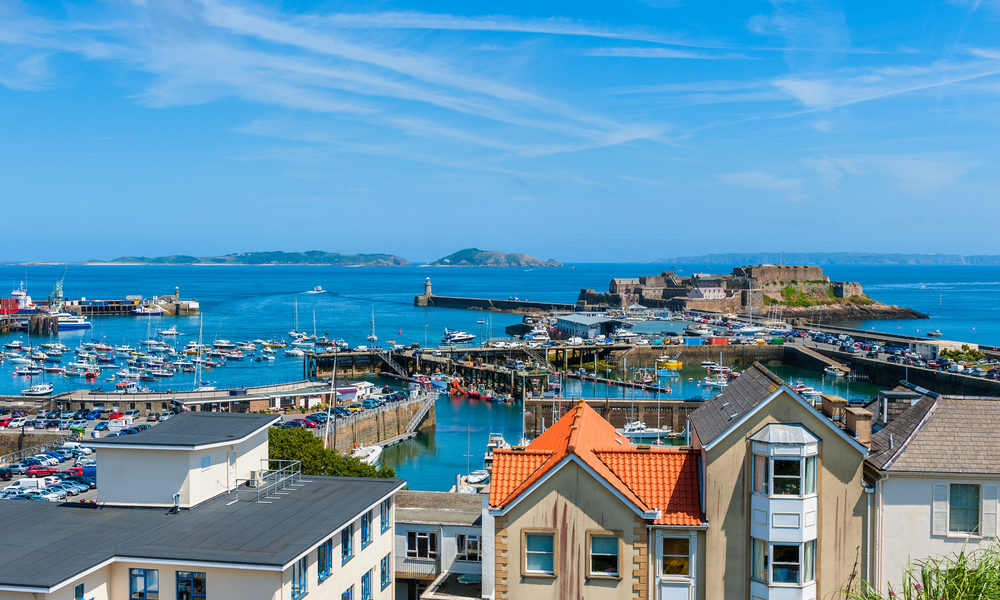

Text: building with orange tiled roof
xmin=483 ymin=400 xmax=704 ymax=600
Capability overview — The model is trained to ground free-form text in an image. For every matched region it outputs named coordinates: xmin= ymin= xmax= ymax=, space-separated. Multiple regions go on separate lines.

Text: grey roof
xmin=555 ymin=314 xmax=624 ymax=326
xmin=749 ymin=424 xmax=820 ymax=445
xmin=689 ymin=363 xmax=784 ymax=446
xmin=395 ymin=491 xmax=482 ymax=526
xmin=90 ymin=412 xmax=279 ymax=448
xmin=0 ymin=475 xmax=403 ymax=589
xmin=868 ymin=396 xmax=1000 ymax=474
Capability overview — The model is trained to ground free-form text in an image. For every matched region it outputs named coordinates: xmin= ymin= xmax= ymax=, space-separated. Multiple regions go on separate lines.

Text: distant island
xmin=428 ymin=248 xmax=562 ymax=268
xmin=658 ymin=252 xmax=1000 ymax=266
xmin=89 ymin=251 xmax=411 ymax=267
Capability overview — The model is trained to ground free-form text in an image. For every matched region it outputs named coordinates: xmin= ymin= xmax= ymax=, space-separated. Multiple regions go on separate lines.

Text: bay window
xmin=751 ymin=539 xmax=816 ymax=586
xmin=751 ymin=452 xmax=817 ymax=498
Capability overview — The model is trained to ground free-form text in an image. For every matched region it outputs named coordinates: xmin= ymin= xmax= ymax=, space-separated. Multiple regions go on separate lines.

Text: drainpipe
xmin=863 ymin=484 xmax=875 ymax=587
xmin=647 ymin=524 xmax=654 ymax=600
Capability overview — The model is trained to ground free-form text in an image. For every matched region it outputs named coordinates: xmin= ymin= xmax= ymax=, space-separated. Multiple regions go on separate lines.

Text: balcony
xmin=396 ymin=555 xmax=440 ymax=580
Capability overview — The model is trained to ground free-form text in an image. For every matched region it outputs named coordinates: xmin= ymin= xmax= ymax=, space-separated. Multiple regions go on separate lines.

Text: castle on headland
xmin=577 ymin=264 xmax=866 ymax=313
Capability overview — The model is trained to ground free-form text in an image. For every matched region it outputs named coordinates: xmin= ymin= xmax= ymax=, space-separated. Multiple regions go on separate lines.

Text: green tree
xmin=268 ymin=428 xmax=396 ymax=479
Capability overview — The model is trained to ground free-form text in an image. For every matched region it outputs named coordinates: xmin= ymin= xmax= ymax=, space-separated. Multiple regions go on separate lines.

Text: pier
xmin=413 ymin=278 xmax=576 ymax=313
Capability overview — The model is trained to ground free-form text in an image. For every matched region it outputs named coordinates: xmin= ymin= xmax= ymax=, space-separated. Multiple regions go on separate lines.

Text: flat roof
xmin=88 ymin=412 xmax=279 ymax=449
xmin=395 ymin=491 xmax=482 ymax=526
xmin=0 ymin=476 xmax=403 ymax=590
xmin=555 ymin=314 xmax=626 ymax=326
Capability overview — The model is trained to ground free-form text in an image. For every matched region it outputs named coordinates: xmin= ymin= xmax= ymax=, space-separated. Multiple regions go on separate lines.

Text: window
xmin=342 ymin=525 xmax=354 ymax=563
xmin=771 ymin=544 xmax=800 ymax=583
xmin=318 ymin=538 xmax=333 ymax=582
xmin=772 ymin=459 xmax=801 ymax=496
xmin=292 ymin=556 xmax=308 ymax=600
xmin=950 ymin=484 xmax=981 ymax=533
xmin=804 ymin=455 xmax=817 ymax=495
xmin=175 ymin=572 xmax=206 ymax=600
xmin=753 ymin=454 xmax=769 ymax=494
xmin=380 ymin=553 xmax=392 ymax=590
xmin=361 ymin=569 xmax=372 ymax=600
xmin=341 ymin=586 xmax=353 ymax=600
xmin=524 ymin=531 xmax=555 ymax=575
xmin=661 ymin=538 xmax=690 ymax=576
xmin=361 ymin=511 xmax=373 ymax=548
xmin=406 ymin=531 xmax=438 ymax=559
xmin=75 ymin=584 xmax=84 ymax=600
xmin=751 ymin=538 xmax=767 ymax=582
xmin=199 ymin=455 xmax=211 ymax=470
xmin=752 ymin=540 xmax=815 ymax=585
xmin=456 ymin=534 xmax=481 ymax=562
xmin=130 ymin=568 xmax=159 ymax=600
xmin=588 ymin=533 xmax=619 ymax=577
xmin=380 ymin=498 xmax=392 ymax=533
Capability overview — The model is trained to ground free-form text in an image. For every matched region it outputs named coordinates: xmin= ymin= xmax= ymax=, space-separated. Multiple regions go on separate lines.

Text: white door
xmin=657 ymin=533 xmax=695 ymax=600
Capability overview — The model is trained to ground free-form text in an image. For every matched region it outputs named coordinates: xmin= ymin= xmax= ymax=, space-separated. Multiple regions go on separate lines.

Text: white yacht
xmin=21 ymin=383 xmax=54 ymax=396
xmin=442 ymin=329 xmax=476 ymax=344
xmin=617 ymin=421 xmax=672 ymax=443
xmin=523 ymin=326 xmax=550 ymax=343
xmin=351 ymin=445 xmax=383 ymax=466
xmin=157 ymin=325 xmax=180 ymax=336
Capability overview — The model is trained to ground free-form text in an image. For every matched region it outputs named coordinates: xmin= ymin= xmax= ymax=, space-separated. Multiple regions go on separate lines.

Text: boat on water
xmin=699 ymin=376 xmax=728 ymax=389
xmin=158 ymin=326 xmax=180 ymax=336
xmin=131 ymin=304 xmax=165 ymax=316
xmin=21 ymin=383 xmax=54 ymax=396
xmin=823 ymin=366 xmax=845 ymax=377
xmin=483 ymin=433 xmax=511 ymax=472
xmin=3 ymin=340 xmax=23 ymax=350
xmin=43 ymin=366 xmax=66 ymax=374
xmin=442 ymin=329 xmax=475 ymax=344
xmin=305 ymin=285 xmax=326 ymax=294
xmin=284 ymin=348 xmax=305 ymax=357
xmin=524 ymin=326 xmax=550 ymax=343
xmin=14 ymin=365 xmax=42 ymax=376
xmin=686 ymin=325 xmax=714 ymax=336
xmin=927 ymin=330 xmax=943 ymax=337
xmin=351 ymin=445 xmax=383 ymax=466
xmin=656 ymin=369 xmax=680 ymax=378
xmin=466 ymin=469 xmax=490 ymax=485
xmin=49 ymin=312 xmax=92 ymax=330
xmin=430 ymin=374 xmax=453 ymax=390
xmin=617 ymin=420 xmax=672 ymax=443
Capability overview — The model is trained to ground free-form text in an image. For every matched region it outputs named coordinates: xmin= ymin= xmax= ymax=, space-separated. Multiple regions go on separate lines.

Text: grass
xmin=845 ymin=545 xmax=1000 ymax=600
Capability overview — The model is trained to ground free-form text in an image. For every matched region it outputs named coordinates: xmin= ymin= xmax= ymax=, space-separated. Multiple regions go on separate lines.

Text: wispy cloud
xmin=583 ymin=47 xmax=753 ymax=60
xmin=803 ymin=154 xmax=979 ymax=193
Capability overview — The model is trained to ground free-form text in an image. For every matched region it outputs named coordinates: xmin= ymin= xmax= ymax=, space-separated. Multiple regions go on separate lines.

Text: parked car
xmin=146 ymin=412 xmax=160 ymax=422
xmin=0 ymin=467 xmax=12 ymax=481
xmin=134 ymin=424 xmax=151 ymax=431
xmin=124 ymin=409 xmax=140 ymax=419
xmin=26 ymin=465 xmax=59 ymax=477
xmin=93 ymin=421 xmax=110 ymax=432
xmin=107 ymin=411 xmax=124 ymax=420
xmin=159 ymin=412 xmax=173 ymax=422
xmin=85 ymin=410 xmax=102 ymax=420
xmin=71 ymin=419 xmax=88 ymax=429
xmin=7 ymin=463 xmax=28 ymax=475
xmin=5 ymin=417 xmax=27 ymax=429
xmin=0 ymin=488 xmax=22 ymax=499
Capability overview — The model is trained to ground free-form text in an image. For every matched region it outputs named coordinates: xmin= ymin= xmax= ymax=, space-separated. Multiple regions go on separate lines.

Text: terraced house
xmin=0 ymin=413 xmax=403 ymax=600
xmin=483 ymin=401 xmax=704 ymax=600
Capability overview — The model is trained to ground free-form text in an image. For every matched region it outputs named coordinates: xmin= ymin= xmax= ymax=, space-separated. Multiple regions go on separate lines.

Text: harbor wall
xmin=822 ymin=350 xmax=1000 ymax=396
xmin=609 ymin=344 xmax=786 ymax=369
xmin=414 ymin=293 xmax=575 ymax=313
xmin=319 ymin=398 xmax=436 ymax=453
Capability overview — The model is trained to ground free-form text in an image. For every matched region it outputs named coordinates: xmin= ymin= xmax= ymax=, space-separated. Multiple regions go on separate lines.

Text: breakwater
xmin=413 ymin=277 xmax=575 ymax=313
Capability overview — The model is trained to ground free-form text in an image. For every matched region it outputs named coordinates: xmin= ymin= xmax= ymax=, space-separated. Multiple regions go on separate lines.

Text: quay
xmin=413 ymin=277 xmax=575 ymax=313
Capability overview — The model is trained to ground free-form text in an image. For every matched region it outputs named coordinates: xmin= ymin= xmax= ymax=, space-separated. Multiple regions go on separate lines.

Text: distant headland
xmin=658 ymin=252 xmax=1000 ymax=266
xmin=82 ymin=248 xmax=560 ymax=268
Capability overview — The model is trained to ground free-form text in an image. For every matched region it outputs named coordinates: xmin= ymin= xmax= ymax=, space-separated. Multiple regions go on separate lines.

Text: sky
xmin=1 ymin=0 xmax=1000 ymax=262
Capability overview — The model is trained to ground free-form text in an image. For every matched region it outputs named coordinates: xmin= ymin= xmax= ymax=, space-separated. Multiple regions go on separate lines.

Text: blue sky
xmin=1 ymin=0 xmax=999 ymax=262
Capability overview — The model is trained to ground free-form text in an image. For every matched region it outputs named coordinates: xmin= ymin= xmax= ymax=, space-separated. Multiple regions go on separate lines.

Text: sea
xmin=2 ymin=262 xmax=998 ymax=490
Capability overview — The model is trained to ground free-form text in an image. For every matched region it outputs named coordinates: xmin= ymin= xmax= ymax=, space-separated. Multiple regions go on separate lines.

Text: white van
xmin=4 ymin=478 xmax=46 ymax=491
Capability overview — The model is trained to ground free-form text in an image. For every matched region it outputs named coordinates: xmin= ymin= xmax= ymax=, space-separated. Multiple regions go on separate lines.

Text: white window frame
xmin=750 ymin=443 xmax=818 ymax=499
xmin=586 ymin=531 xmax=621 ymax=578
xmin=456 ymin=534 xmax=481 ymax=562
xmin=406 ymin=531 xmax=438 ymax=559
xmin=522 ymin=530 xmax=556 ymax=577
xmin=934 ymin=481 xmax=998 ymax=538
xmin=751 ymin=539 xmax=816 ymax=587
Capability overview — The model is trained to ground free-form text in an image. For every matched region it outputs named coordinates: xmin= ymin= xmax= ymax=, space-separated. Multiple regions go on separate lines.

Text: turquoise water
xmin=0 ymin=263 xmax=993 ymax=489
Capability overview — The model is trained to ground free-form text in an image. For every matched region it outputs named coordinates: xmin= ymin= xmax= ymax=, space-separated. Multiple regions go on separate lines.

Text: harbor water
xmin=0 ymin=263 xmax=994 ymax=489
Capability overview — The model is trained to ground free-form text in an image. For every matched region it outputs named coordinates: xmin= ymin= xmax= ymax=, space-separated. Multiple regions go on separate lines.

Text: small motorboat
xmin=306 ymin=285 xmax=326 ymax=294
xmin=823 ymin=366 xmax=845 ymax=377
xmin=927 ymin=330 xmax=943 ymax=337
xmin=351 ymin=445 xmax=383 ymax=466
xmin=21 ymin=383 xmax=54 ymax=396
xmin=618 ymin=421 xmax=672 ymax=443
xmin=466 ymin=469 xmax=490 ymax=485
xmin=158 ymin=326 xmax=180 ymax=336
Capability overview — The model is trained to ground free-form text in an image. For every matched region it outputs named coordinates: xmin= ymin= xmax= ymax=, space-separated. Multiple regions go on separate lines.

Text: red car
xmin=27 ymin=465 xmax=58 ymax=476
xmin=107 ymin=411 xmax=124 ymax=420
xmin=291 ymin=418 xmax=319 ymax=429
xmin=61 ymin=467 xmax=83 ymax=477
xmin=0 ymin=418 xmax=11 ymax=427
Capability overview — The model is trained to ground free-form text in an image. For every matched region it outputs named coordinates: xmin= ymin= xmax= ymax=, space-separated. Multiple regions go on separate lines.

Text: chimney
xmin=821 ymin=395 xmax=848 ymax=421
xmin=844 ymin=407 xmax=872 ymax=447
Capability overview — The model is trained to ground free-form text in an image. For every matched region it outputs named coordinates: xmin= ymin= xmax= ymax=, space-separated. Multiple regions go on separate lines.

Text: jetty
xmin=414 ymin=278 xmax=575 ymax=313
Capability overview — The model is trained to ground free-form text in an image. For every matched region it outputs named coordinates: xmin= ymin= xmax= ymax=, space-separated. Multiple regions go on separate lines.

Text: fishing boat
xmin=21 ymin=383 xmax=54 ymax=396
xmin=823 ymin=366 xmax=845 ymax=377
xmin=441 ymin=329 xmax=475 ymax=344
xmin=617 ymin=421 xmax=672 ymax=443
xmin=351 ymin=445 xmax=383 ymax=466
xmin=430 ymin=374 xmax=453 ymax=390
xmin=131 ymin=304 xmax=165 ymax=316
xmin=466 ymin=469 xmax=490 ymax=485
xmin=656 ymin=369 xmax=680 ymax=378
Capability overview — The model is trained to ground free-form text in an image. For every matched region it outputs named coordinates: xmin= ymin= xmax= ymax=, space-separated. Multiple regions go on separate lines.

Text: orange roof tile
xmin=593 ymin=450 xmax=702 ymax=525
xmin=488 ymin=401 xmax=703 ymax=525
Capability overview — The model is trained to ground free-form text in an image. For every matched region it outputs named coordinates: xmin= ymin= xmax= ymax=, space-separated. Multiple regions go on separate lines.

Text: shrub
xmin=844 ymin=545 xmax=1000 ymax=600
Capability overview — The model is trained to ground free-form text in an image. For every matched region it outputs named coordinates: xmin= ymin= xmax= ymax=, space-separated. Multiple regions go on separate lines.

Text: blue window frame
xmin=380 ymin=498 xmax=392 ymax=533
xmin=74 ymin=584 xmax=84 ymax=600
xmin=129 ymin=568 xmax=159 ymax=600
xmin=341 ymin=585 xmax=353 ymax=600
xmin=175 ymin=571 xmax=205 ymax=600
xmin=318 ymin=538 xmax=333 ymax=582
xmin=361 ymin=569 xmax=372 ymax=600
xmin=292 ymin=556 xmax=308 ymax=600
xmin=361 ymin=511 xmax=373 ymax=548
xmin=380 ymin=553 xmax=391 ymax=590
xmin=342 ymin=524 xmax=354 ymax=564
